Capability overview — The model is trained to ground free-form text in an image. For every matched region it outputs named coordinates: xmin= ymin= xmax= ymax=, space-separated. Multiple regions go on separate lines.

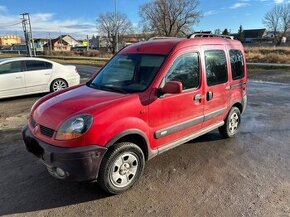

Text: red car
xmin=23 ymin=34 xmax=248 ymax=194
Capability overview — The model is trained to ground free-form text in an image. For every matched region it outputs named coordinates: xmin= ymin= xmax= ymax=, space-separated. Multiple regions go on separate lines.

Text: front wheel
xmin=219 ymin=106 xmax=241 ymax=138
xmin=97 ymin=142 xmax=145 ymax=194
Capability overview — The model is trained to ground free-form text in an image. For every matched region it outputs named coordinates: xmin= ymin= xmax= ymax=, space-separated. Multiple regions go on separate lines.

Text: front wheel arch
xmin=106 ymin=130 xmax=150 ymax=161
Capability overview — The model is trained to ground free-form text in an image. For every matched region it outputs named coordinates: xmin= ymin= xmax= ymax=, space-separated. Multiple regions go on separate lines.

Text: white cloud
xmin=0 ymin=10 xmax=96 ymax=38
xmin=274 ymin=0 xmax=284 ymax=3
xmin=230 ymin=2 xmax=250 ymax=9
xmin=32 ymin=13 xmax=54 ymax=22
xmin=0 ymin=5 xmax=7 ymax=13
xmin=204 ymin=10 xmax=218 ymax=16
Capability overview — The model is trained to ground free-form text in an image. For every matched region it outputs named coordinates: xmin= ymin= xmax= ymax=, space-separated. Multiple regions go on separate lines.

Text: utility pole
xmin=20 ymin=13 xmax=36 ymax=57
xmin=49 ymin=32 xmax=52 ymax=55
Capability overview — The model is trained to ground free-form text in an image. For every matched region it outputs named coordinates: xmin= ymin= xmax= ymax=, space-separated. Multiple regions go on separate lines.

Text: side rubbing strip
xmin=204 ymin=107 xmax=226 ymax=122
xmin=230 ymin=82 xmax=246 ymax=90
xmin=155 ymin=116 xmax=204 ymax=139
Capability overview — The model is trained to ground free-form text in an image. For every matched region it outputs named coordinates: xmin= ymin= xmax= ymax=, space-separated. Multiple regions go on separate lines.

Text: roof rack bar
xmin=148 ymin=37 xmax=178 ymax=41
xmin=189 ymin=33 xmax=234 ymax=40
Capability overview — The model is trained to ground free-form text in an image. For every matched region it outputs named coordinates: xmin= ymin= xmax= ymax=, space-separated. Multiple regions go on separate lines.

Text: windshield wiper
xmin=99 ymin=85 xmax=128 ymax=94
xmin=89 ymin=82 xmax=100 ymax=89
xmin=89 ymin=83 xmax=127 ymax=94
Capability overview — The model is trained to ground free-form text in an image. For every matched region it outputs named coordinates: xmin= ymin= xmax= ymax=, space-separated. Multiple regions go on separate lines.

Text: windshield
xmin=89 ymin=54 xmax=166 ymax=93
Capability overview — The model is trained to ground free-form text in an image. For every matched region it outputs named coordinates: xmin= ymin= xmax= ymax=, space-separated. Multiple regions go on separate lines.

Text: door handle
xmin=207 ymin=91 xmax=213 ymax=101
xmin=15 ymin=76 xmax=22 ymax=79
xmin=44 ymin=73 xmax=50 ymax=75
xmin=194 ymin=94 xmax=203 ymax=102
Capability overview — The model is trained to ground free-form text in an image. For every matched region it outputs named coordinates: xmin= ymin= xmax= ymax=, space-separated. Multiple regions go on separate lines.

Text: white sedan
xmin=0 ymin=57 xmax=80 ymax=99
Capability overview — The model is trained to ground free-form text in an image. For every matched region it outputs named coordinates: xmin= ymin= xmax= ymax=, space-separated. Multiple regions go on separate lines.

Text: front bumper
xmin=22 ymin=125 xmax=107 ymax=182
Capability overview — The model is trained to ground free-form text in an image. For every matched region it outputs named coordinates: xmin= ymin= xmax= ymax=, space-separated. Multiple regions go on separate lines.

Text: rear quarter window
xmin=25 ymin=60 xmax=52 ymax=71
xmin=230 ymin=50 xmax=245 ymax=80
xmin=205 ymin=50 xmax=228 ymax=86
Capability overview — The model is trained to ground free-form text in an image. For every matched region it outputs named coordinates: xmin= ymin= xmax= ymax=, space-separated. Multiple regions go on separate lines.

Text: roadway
xmin=0 ymin=65 xmax=290 ymax=216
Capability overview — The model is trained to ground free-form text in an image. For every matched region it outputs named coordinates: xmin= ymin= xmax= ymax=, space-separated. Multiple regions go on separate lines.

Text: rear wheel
xmin=50 ymin=79 xmax=68 ymax=92
xmin=97 ymin=142 xmax=145 ymax=194
xmin=219 ymin=106 xmax=241 ymax=138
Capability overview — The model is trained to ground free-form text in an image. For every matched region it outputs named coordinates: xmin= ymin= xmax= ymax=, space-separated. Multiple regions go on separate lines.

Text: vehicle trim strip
xmin=155 ymin=107 xmax=226 ymax=139
xmin=230 ymin=82 xmax=246 ymax=90
xmin=158 ymin=121 xmax=224 ymax=154
xmin=204 ymin=107 xmax=226 ymax=122
xmin=155 ymin=116 xmax=204 ymax=139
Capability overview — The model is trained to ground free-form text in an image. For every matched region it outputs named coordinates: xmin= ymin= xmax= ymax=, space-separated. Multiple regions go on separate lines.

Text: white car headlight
xmin=55 ymin=115 xmax=93 ymax=140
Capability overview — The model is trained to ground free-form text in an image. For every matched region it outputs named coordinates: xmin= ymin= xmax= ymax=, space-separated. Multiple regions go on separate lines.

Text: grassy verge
xmin=41 ymin=56 xmax=109 ymax=66
xmin=2 ymin=51 xmax=290 ymax=72
xmin=245 ymin=47 xmax=290 ymax=64
xmin=247 ymin=64 xmax=290 ymax=73
xmin=0 ymin=54 xmax=110 ymax=66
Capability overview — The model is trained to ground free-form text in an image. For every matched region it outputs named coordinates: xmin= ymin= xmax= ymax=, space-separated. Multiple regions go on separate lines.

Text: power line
xmin=0 ymin=22 xmax=22 ymax=27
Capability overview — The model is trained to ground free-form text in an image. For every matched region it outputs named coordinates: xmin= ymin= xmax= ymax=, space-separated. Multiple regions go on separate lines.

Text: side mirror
xmin=161 ymin=81 xmax=183 ymax=94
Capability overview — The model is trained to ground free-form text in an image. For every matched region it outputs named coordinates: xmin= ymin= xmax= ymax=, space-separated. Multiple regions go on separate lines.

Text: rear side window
xmin=166 ymin=53 xmax=200 ymax=90
xmin=24 ymin=60 xmax=52 ymax=71
xmin=0 ymin=61 xmax=22 ymax=74
xmin=230 ymin=50 xmax=245 ymax=80
xmin=205 ymin=50 xmax=228 ymax=86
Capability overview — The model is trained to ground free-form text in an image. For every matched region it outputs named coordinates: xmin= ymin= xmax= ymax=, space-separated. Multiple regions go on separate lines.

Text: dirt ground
xmin=1 ymin=66 xmax=290 ymax=217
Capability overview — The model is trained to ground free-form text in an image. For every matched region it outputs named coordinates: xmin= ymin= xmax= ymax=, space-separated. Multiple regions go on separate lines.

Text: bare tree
xmin=97 ymin=12 xmax=133 ymax=53
xmin=280 ymin=4 xmax=290 ymax=40
xmin=263 ymin=4 xmax=290 ymax=45
xmin=139 ymin=0 xmax=201 ymax=37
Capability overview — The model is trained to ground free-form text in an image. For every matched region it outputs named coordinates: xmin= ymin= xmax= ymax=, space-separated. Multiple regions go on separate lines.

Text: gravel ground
xmin=0 ymin=66 xmax=290 ymax=216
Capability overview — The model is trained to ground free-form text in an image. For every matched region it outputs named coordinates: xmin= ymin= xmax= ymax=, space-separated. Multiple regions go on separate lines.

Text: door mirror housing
xmin=161 ymin=81 xmax=183 ymax=94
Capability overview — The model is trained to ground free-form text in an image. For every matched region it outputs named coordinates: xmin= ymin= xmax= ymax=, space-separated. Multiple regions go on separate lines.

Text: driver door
xmin=149 ymin=49 xmax=204 ymax=149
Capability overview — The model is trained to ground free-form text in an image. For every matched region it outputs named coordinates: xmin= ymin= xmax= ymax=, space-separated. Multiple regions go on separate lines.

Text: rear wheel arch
xmin=231 ymin=102 xmax=243 ymax=114
xmin=50 ymin=78 xmax=68 ymax=92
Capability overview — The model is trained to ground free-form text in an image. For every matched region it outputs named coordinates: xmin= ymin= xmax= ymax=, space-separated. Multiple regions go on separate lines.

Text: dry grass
xmin=245 ymin=47 xmax=290 ymax=64
xmin=2 ymin=46 xmax=290 ymax=65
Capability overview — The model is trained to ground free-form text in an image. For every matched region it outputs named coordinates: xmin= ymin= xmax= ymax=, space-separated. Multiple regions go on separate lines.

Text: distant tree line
xmin=96 ymin=0 xmax=201 ymax=53
xmin=95 ymin=0 xmax=290 ymax=53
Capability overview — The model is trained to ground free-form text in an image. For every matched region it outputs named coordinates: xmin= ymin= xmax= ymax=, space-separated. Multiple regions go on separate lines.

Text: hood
xmin=33 ymin=85 xmax=127 ymax=129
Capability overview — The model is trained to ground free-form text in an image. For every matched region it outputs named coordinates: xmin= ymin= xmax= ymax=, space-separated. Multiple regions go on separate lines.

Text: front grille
xmin=39 ymin=125 xmax=55 ymax=138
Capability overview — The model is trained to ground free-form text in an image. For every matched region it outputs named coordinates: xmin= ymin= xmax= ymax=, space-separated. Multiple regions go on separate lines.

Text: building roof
xmin=51 ymin=38 xmax=69 ymax=45
xmin=243 ymin=29 xmax=266 ymax=39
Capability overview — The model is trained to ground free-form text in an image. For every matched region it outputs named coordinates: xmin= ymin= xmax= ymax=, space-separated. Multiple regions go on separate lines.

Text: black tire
xmin=219 ymin=106 xmax=241 ymax=138
xmin=50 ymin=79 xmax=68 ymax=92
xmin=97 ymin=142 xmax=145 ymax=194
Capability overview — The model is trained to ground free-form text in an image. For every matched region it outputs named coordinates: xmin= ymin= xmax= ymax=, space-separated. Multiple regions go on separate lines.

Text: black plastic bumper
xmin=22 ymin=125 xmax=107 ymax=182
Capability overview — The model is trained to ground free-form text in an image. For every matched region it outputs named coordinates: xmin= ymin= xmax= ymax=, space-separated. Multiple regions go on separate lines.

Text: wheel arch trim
xmin=105 ymin=129 xmax=158 ymax=161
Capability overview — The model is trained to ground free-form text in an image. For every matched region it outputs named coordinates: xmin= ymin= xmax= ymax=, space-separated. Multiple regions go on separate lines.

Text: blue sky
xmin=0 ymin=0 xmax=289 ymax=39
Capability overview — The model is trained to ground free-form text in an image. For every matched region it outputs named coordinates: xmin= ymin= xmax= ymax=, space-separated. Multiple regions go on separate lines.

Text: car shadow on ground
xmin=0 ymin=129 xmax=112 ymax=215
xmin=0 ymin=93 xmax=47 ymax=103
xmin=0 ymin=129 xmax=226 ymax=215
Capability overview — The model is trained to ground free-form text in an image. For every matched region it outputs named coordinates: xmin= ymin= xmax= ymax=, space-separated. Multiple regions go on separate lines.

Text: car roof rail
xmin=148 ymin=36 xmax=178 ymax=41
xmin=189 ymin=33 xmax=234 ymax=40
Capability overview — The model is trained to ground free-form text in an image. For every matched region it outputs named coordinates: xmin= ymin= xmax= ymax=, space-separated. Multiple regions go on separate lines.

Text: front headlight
xmin=55 ymin=115 xmax=93 ymax=140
